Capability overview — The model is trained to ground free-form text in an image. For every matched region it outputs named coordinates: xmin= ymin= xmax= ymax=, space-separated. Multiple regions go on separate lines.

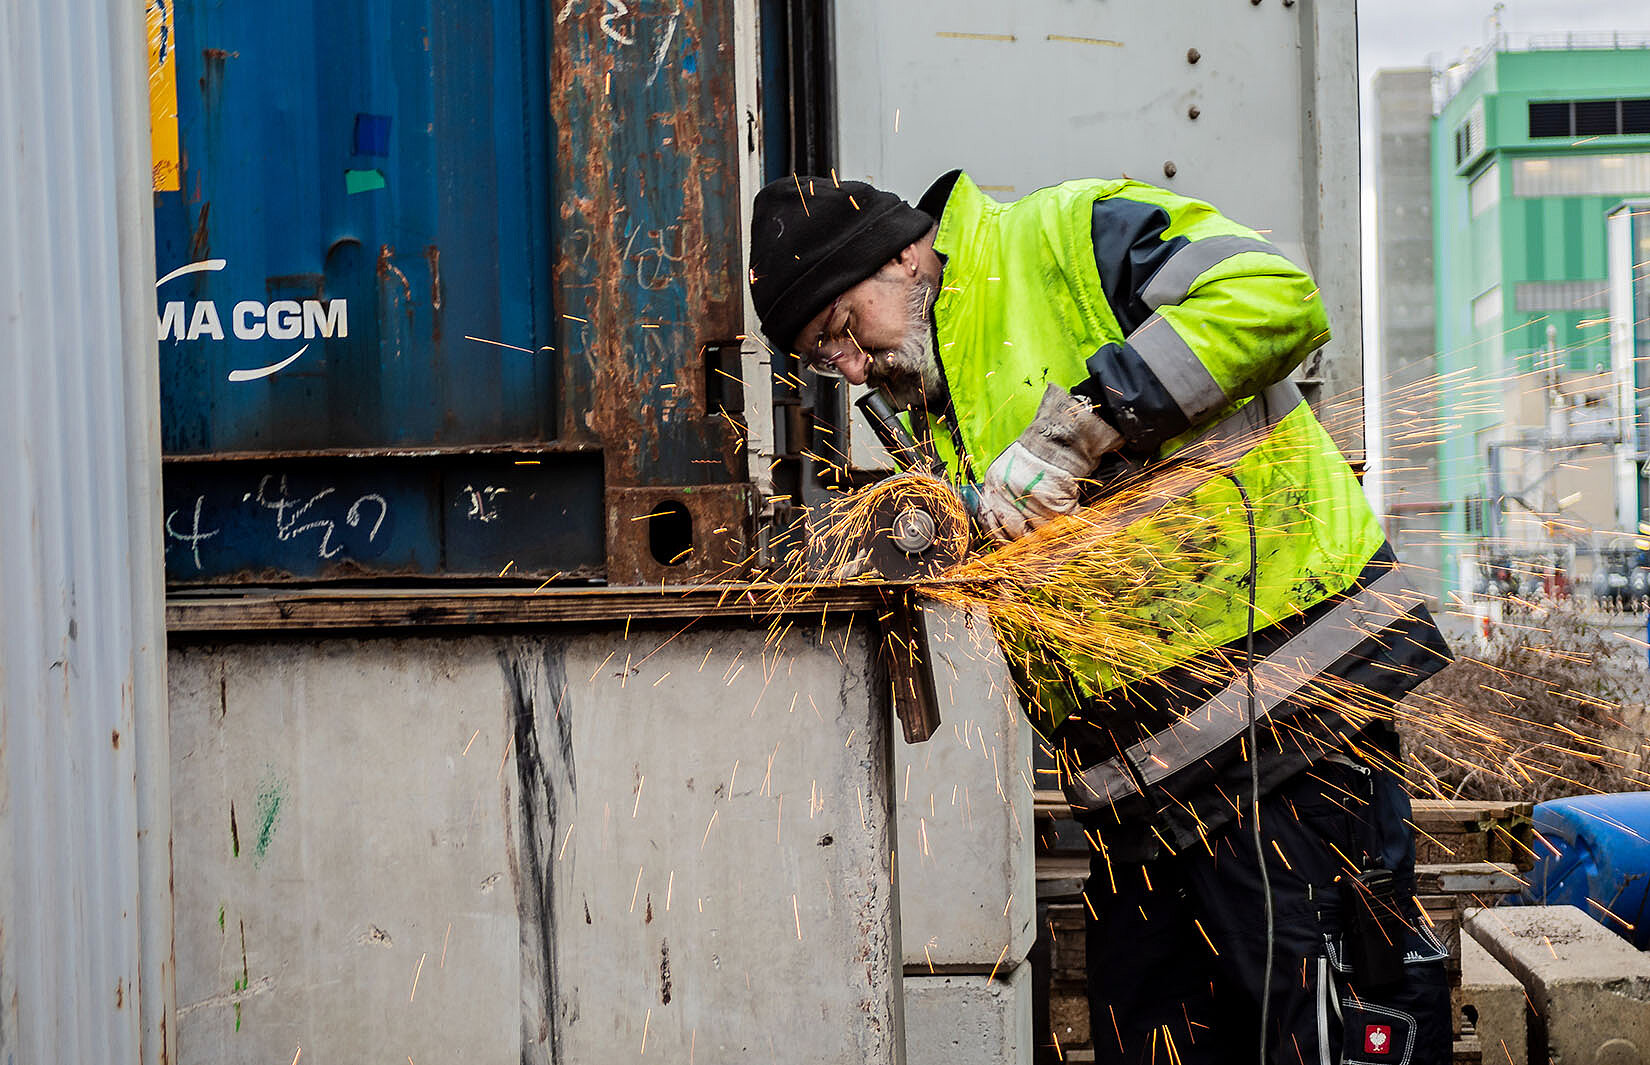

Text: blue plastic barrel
xmin=1512 ymin=793 xmax=1650 ymax=949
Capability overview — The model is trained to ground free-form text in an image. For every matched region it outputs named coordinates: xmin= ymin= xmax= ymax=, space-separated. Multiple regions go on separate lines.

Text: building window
xmin=1512 ymin=153 xmax=1650 ymax=197
xmin=1528 ymin=98 xmax=1650 ymax=138
xmin=1464 ymin=496 xmax=1487 ymax=534
xmin=1629 ymin=98 xmax=1650 ymax=135
xmin=1469 ymin=162 xmax=1500 ymax=216
xmin=1472 ymin=286 xmax=1503 ymax=332
xmin=1513 ymin=280 xmax=1610 ymax=312
xmin=1529 ymin=101 xmax=1571 ymax=137
xmin=1455 ymin=101 xmax=1487 ymax=168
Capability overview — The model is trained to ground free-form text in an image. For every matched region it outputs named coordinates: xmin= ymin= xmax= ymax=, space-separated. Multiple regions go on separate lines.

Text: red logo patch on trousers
xmin=1364 ymin=1025 xmax=1393 ymax=1055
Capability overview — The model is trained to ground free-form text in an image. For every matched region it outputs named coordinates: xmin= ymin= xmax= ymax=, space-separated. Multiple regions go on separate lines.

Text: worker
xmin=748 ymin=172 xmax=1454 ymax=1064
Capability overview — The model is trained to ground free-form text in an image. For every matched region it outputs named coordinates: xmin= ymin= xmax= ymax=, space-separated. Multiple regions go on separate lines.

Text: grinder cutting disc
xmin=858 ymin=474 xmax=971 ymax=581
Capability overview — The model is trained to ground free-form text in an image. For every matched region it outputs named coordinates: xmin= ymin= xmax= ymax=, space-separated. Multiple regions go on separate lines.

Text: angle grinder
xmin=804 ymin=393 xmax=979 ymax=582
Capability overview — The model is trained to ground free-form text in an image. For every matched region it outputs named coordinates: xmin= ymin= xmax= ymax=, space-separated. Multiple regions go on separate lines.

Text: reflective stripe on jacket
xmin=917 ymin=171 xmax=1388 ymax=731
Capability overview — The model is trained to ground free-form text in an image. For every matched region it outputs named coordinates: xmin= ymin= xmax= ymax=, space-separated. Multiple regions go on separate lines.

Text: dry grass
xmin=1395 ymin=605 xmax=1650 ymax=802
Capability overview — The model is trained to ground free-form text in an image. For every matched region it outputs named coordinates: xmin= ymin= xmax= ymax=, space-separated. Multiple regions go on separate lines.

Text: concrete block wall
xmin=897 ymin=606 xmax=1035 ymax=1065
xmin=904 ymin=968 xmax=1033 ymax=1065
xmin=167 ymin=623 xmax=902 ymax=1065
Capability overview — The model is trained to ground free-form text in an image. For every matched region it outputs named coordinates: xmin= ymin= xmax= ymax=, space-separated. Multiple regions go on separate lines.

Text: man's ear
xmin=894 ymin=242 xmax=921 ymax=277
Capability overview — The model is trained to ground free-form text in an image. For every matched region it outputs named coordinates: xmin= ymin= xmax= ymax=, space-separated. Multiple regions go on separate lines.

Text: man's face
xmin=794 ymin=264 xmax=922 ymax=387
xmin=793 ymin=262 xmax=946 ymax=409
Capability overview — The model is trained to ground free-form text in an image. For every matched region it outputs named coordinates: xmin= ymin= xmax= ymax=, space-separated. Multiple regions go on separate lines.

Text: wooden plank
xmin=166 ymin=583 xmax=888 ymax=633
xmin=1411 ymin=799 xmax=1535 ymax=828
xmin=1034 ymin=790 xmax=1070 ymax=821
xmin=1411 ymin=799 xmax=1535 ymax=870
xmin=1416 ymin=862 xmax=1526 ymax=896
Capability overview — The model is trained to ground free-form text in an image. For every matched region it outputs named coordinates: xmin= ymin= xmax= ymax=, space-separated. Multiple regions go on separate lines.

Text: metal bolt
xmin=890 ymin=507 xmax=938 ymax=555
xmin=1283 ymin=0 xmax=1294 ymax=5
xmin=1251 ymin=0 xmax=1262 ymax=5
xmin=1163 ymin=161 xmax=1178 ymax=179
xmin=1188 ymin=105 xmax=1201 ymax=120
xmin=1187 ymin=47 xmax=1201 ymax=64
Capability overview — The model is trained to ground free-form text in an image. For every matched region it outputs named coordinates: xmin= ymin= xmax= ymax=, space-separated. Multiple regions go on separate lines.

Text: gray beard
xmin=865 ymin=280 xmax=947 ymax=411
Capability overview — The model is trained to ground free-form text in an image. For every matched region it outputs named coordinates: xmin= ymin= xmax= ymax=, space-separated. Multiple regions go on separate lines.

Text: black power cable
xmin=1222 ymin=471 xmax=1272 ymax=1065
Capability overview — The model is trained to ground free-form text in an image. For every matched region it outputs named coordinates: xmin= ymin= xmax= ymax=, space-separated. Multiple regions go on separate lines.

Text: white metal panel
xmin=735 ymin=0 xmax=779 ymax=504
xmin=1607 ymin=203 xmax=1646 ymax=532
xmin=831 ymin=0 xmax=1364 ymax=455
xmin=0 ymin=1 xmax=173 ymax=1063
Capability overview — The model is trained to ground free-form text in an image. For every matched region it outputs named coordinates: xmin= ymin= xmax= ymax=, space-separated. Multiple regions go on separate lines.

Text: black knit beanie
xmin=748 ymin=176 xmax=934 ymax=352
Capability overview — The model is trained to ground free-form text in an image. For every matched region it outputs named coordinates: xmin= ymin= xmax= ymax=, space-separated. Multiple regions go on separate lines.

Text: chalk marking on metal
xmin=1046 ymin=34 xmax=1123 ymax=47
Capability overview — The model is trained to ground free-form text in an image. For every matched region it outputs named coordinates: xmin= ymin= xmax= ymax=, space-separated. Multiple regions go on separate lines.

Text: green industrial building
xmin=1431 ymin=41 xmax=1650 ymax=604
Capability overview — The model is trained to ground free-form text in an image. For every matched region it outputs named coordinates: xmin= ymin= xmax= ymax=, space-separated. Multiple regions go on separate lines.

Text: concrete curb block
xmin=1465 ymin=904 xmax=1650 ymax=1064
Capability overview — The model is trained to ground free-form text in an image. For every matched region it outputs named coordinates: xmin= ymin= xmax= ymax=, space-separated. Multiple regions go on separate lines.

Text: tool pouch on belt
xmin=1342 ymin=867 xmax=1407 ymax=988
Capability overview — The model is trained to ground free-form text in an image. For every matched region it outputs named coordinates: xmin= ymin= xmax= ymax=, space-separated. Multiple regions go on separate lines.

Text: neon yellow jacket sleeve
xmin=1068 ymin=184 xmax=1332 ymax=451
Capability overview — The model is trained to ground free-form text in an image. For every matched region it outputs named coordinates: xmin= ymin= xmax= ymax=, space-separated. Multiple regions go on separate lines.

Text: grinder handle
xmin=855 ymin=392 xmax=945 ymax=477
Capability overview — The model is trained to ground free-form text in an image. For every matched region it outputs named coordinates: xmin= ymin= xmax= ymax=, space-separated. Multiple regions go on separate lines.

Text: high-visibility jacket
xmin=912 ymin=172 xmax=1448 ymax=844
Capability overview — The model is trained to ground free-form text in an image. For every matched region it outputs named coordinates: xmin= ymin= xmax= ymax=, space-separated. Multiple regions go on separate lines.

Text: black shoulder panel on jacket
xmin=1090 ymin=198 xmax=1189 ymax=334
xmin=1070 ymin=341 xmax=1191 ymax=451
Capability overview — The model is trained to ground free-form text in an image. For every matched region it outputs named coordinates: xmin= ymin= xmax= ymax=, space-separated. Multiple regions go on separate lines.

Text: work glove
xmin=976 ymin=385 xmax=1123 ymax=541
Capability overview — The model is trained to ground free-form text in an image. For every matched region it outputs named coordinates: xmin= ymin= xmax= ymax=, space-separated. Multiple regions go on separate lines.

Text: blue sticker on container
xmin=353 ymin=113 xmax=392 ymax=156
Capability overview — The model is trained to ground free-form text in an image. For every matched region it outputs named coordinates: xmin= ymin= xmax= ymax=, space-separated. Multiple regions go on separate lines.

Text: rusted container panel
xmin=551 ymin=0 xmax=747 ymax=483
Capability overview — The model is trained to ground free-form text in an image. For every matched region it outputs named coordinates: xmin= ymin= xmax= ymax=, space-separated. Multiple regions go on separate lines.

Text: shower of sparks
xmin=383 ymin=279 xmax=1650 ymax=1058
xmin=682 ymin=342 xmax=1650 ymax=816
xmin=408 ymin=952 xmax=427 ymax=1002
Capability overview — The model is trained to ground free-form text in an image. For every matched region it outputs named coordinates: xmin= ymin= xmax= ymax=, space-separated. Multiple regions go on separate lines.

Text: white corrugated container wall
xmin=0 ymin=1 xmax=175 ymax=1063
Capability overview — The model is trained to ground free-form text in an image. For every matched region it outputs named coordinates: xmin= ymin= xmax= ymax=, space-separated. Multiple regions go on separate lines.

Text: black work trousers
xmin=1084 ymin=761 xmax=1451 ymax=1065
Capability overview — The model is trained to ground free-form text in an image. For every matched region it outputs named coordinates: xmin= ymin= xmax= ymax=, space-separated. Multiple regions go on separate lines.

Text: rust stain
xmin=425 ymin=244 xmax=443 ymax=341
xmin=376 ymin=244 xmax=414 ymax=310
xmin=187 ymin=202 xmax=211 ymax=263
xmin=376 ymin=243 xmax=415 ymax=366
xmin=199 ymin=49 xmax=236 ymax=103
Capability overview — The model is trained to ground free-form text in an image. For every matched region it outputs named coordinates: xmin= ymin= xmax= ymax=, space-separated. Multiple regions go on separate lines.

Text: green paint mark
xmin=344 ymin=167 xmax=386 ymax=194
xmin=253 ymin=775 xmax=286 ymax=864
xmin=218 ymin=905 xmax=225 ymax=935
xmin=234 ymin=918 xmax=249 ymax=1032
xmin=229 ymin=800 xmax=240 ymax=857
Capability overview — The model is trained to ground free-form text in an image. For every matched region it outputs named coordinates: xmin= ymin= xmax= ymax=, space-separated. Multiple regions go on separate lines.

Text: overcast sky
xmin=1357 ymin=0 xmax=1650 ymax=313
xmin=1357 ymin=0 xmax=1650 ymax=498
xmin=1356 ymin=0 xmax=1650 ymax=321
